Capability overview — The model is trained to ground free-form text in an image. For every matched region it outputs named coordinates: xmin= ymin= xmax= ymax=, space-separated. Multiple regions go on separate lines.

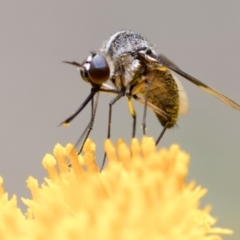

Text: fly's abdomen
xmin=140 ymin=69 xmax=179 ymax=128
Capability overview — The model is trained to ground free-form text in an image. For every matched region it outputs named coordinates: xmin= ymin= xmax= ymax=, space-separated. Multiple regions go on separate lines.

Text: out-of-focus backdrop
xmin=0 ymin=1 xmax=239 ymax=239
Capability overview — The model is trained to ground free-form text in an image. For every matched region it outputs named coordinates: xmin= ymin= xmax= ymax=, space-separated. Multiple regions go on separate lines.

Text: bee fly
xmin=62 ymin=30 xmax=240 ymax=167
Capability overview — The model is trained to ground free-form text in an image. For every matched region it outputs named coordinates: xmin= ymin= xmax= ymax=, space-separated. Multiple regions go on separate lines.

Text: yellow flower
xmin=0 ymin=137 xmax=233 ymax=240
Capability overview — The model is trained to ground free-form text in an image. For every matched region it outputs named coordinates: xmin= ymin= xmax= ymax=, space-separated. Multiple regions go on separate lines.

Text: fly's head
xmin=64 ymin=53 xmax=110 ymax=87
xmin=80 ymin=53 xmax=110 ymax=85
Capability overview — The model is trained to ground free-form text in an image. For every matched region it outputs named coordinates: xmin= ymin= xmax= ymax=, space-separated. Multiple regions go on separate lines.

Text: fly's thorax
xmin=119 ymin=55 xmax=146 ymax=90
xmin=100 ymin=31 xmax=157 ymax=90
xmin=142 ymin=69 xmax=180 ymax=128
xmin=101 ymin=31 xmax=155 ymax=58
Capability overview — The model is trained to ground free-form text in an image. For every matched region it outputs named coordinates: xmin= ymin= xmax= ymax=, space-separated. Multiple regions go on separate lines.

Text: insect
xmin=61 ymin=30 xmax=240 ymax=161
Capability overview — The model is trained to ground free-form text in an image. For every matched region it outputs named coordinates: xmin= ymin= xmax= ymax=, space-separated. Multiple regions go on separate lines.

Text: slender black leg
xmin=155 ymin=121 xmax=170 ymax=145
xmin=132 ymin=94 xmax=171 ymax=145
xmin=100 ymin=91 xmax=125 ymax=171
xmin=127 ymin=97 xmax=137 ymax=138
xmin=76 ymin=92 xmax=100 ymax=154
xmin=107 ymin=92 xmax=125 ymax=138
xmin=60 ymin=87 xmax=99 ymax=125
xmin=142 ymin=79 xmax=150 ymax=135
xmin=132 ymin=113 xmax=136 ymax=138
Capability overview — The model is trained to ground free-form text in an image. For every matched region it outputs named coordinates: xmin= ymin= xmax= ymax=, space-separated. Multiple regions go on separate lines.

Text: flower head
xmin=0 ymin=137 xmax=233 ymax=239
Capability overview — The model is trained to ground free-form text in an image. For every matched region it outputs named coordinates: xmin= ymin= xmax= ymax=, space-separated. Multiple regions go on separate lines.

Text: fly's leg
xmin=130 ymin=79 xmax=150 ymax=135
xmin=62 ymin=87 xmax=99 ymax=168
xmin=60 ymin=87 xmax=99 ymax=125
xmin=107 ymin=92 xmax=125 ymax=139
xmin=142 ymin=79 xmax=150 ymax=135
xmin=133 ymin=94 xmax=171 ymax=145
xmin=100 ymin=91 xmax=125 ymax=171
xmin=155 ymin=121 xmax=170 ymax=145
xmin=127 ymin=97 xmax=137 ymax=138
xmin=76 ymin=92 xmax=100 ymax=154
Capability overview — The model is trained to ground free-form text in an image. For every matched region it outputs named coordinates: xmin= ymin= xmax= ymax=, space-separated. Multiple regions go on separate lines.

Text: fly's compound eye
xmin=88 ymin=55 xmax=110 ymax=84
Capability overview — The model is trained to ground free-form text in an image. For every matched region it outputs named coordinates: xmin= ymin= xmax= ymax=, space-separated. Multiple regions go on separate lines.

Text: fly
xmin=61 ymin=31 xmax=240 ymax=168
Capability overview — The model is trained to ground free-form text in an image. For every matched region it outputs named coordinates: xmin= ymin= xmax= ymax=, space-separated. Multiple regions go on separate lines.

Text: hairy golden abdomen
xmin=139 ymin=69 xmax=179 ymax=128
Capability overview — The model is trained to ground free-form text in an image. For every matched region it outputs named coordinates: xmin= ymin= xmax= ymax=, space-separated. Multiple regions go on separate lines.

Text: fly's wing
xmin=171 ymin=72 xmax=189 ymax=115
xmin=158 ymin=54 xmax=240 ymax=111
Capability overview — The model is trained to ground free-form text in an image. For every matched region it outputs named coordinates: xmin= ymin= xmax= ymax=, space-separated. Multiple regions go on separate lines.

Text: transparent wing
xmin=158 ymin=54 xmax=240 ymax=111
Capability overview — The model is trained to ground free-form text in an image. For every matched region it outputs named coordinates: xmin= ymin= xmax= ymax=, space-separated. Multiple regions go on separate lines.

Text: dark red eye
xmin=88 ymin=55 xmax=110 ymax=84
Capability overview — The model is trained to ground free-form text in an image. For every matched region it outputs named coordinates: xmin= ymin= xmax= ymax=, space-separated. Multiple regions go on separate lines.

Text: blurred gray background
xmin=0 ymin=1 xmax=239 ymax=239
